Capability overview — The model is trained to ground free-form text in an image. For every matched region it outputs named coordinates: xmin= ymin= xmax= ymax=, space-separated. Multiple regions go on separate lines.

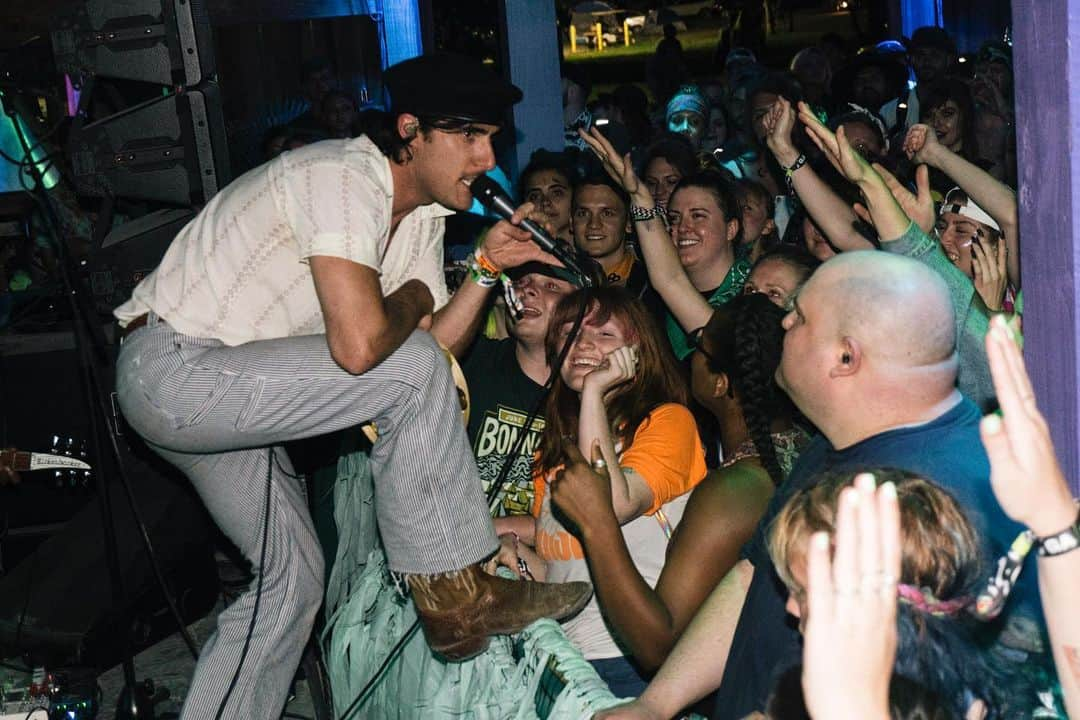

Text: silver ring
xmin=592 ymin=458 xmax=608 ymax=471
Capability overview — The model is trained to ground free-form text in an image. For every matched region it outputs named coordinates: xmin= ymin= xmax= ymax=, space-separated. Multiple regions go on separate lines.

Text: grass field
xmin=562 ymin=8 xmax=863 ymax=76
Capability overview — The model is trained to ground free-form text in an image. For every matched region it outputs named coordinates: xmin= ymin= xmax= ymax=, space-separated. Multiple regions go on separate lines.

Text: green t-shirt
xmin=665 ymin=258 xmax=751 ymax=360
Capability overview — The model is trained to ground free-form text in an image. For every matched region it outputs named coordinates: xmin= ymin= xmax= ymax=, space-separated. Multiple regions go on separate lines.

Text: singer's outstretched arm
xmin=433 ymin=202 xmax=561 ymax=356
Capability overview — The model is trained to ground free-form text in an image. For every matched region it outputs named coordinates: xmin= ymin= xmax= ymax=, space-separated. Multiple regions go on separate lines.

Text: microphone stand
xmin=1 ymin=91 xmax=155 ymax=719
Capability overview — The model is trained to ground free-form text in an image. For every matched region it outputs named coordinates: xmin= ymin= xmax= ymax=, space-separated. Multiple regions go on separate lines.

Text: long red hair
xmin=536 ymin=287 xmax=689 ymax=475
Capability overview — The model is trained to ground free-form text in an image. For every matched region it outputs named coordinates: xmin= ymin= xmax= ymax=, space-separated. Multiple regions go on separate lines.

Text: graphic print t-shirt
xmin=462 ymin=337 xmax=546 ymax=515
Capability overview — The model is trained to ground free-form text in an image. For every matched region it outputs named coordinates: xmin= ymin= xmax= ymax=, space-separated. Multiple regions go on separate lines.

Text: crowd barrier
xmin=321 ymin=445 xmax=626 ymax=719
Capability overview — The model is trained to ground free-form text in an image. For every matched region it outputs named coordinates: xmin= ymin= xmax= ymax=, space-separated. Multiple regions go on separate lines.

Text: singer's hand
xmin=480 ymin=201 xmax=564 ymax=271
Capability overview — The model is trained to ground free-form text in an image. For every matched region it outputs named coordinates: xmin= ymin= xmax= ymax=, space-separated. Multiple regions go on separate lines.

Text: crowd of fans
xmin=432 ymin=20 xmax=1079 ymax=720
xmin=4 ymin=7 xmax=1078 ymax=718
xmin=162 ymin=17 xmax=1078 ymax=720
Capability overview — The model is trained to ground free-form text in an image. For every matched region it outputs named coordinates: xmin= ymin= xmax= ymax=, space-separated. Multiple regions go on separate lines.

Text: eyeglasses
xmin=687 ymin=326 xmax=715 ymax=362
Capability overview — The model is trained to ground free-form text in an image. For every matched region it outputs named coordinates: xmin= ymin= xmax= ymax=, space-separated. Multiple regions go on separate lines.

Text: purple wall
xmin=1012 ymin=0 xmax=1080 ymax=494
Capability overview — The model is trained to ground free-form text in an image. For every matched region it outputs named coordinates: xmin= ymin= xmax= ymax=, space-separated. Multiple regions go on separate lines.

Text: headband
xmin=939 ymin=188 xmax=1001 ymax=232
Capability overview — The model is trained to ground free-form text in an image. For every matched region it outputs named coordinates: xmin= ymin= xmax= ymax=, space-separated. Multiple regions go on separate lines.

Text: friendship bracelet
xmin=630 ymin=204 xmax=660 ymax=222
xmin=782 ymin=153 xmax=807 ymax=194
xmin=474 ymin=248 xmax=501 ymax=276
xmin=467 ymin=252 xmax=499 ymax=288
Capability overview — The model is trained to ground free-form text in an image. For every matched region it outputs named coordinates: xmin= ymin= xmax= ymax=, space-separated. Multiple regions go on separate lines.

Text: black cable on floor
xmin=213 ymin=446 xmax=273 ymax=720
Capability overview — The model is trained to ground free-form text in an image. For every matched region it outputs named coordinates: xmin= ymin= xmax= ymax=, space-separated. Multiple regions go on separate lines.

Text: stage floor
xmin=96 ymin=600 xmax=318 ymax=719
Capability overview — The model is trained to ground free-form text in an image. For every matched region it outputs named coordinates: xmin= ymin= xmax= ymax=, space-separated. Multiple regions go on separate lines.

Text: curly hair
xmin=701 ymin=293 xmax=790 ymax=484
xmin=768 ymin=469 xmax=1039 ymax=719
xmin=537 ymin=287 xmax=688 ymax=475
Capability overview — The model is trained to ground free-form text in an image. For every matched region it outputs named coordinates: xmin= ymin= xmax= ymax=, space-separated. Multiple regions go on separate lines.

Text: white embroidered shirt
xmin=114 ymin=135 xmax=453 ymax=346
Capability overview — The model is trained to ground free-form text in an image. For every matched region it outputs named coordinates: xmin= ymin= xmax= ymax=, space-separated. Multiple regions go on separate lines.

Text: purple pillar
xmin=1012 ymin=0 xmax=1080 ymax=494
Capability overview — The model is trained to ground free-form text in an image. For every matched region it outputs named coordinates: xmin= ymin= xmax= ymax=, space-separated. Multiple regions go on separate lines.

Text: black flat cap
xmin=384 ymin=53 xmax=523 ymax=125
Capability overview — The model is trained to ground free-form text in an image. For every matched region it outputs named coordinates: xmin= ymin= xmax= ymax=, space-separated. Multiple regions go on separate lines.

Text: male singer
xmin=113 ymin=53 xmax=590 ymax=719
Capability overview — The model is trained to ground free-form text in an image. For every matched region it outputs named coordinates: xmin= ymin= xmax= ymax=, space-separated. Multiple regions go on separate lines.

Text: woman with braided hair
xmin=545 ymin=291 xmax=808 ymax=677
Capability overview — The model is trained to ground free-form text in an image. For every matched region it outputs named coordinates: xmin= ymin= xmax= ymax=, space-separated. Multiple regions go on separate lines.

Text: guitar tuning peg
xmin=52 ymin=435 xmax=61 ymax=452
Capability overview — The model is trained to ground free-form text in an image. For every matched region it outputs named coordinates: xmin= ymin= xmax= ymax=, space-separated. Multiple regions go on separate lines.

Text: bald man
xmin=598 ymin=250 xmax=1038 ymax=720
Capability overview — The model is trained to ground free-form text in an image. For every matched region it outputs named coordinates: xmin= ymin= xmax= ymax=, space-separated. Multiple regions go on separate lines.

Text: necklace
xmin=722 ymin=427 xmax=810 ymax=476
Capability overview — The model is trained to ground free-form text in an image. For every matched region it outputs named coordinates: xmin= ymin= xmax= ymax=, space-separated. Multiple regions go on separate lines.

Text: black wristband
xmin=1036 ymin=504 xmax=1080 ymax=557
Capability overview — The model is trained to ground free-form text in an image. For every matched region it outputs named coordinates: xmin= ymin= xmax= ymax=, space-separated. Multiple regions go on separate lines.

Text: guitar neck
xmin=0 ymin=450 xmax=32 ymax=472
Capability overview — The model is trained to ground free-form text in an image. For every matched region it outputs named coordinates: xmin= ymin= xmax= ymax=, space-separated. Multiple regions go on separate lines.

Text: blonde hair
xmin=768 ymin=468 xmax=982 ymax=603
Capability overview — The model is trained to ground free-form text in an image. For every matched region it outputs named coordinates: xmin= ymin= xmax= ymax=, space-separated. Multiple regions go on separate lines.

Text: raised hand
xmin=763 ymin=96 xmax=800 ymax=166
xmin=902 ymin=124 xmax=943 ymax=166
xmin=797 ymin=101 xmax=873 ymax=185
xmin=550 ymin=441 xmax=616 ymax=535
xmin=874 ymin=163 xmax=935 ymax=235
xmin=578 ymin=127 xmax=642 ymax=197
xmin=802 ymin=473 xmax=899 ymax=720
xmin=582 ymin=345 xmax=640 ymax=397
xmin=980 ymin=315 xmax=1077 ymax=537
xmin=971 ymin=237 xmax=1008 ymax=311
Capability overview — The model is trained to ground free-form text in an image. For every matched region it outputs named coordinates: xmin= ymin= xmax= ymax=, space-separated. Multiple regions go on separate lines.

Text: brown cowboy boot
xmin=407 ymin=564 xmax=592 ymax=661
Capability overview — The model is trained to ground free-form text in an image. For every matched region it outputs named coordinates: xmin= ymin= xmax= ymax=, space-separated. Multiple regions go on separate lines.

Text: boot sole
xmin=431 ymin=634 xmax=491 ymax=662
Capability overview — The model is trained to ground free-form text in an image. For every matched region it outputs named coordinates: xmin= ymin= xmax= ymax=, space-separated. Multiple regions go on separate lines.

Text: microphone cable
xmin=213 ymin=445 xmax=274 ymax=720
xmin=340 ymin=291 xmax=593 ymax=718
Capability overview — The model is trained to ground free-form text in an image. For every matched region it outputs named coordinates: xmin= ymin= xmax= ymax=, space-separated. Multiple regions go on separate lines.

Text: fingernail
xmin=855 ymin=472 xmax=876 ymax=491
xmin=982 ymin=414 xmax=1002 ymax=434
xmin=812 ymin=532 xmax=830 ymax=550
xmin=881 ymin=481 xmax=897 ymax=500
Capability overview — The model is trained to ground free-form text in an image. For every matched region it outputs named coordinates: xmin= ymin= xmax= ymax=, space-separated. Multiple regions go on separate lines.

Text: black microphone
xmin=469 ymin=175 xmax=593 ymax=286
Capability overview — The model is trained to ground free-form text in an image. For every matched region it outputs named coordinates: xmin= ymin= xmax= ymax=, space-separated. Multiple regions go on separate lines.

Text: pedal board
xmin=0 ymin=664 xmax=49 ymax=719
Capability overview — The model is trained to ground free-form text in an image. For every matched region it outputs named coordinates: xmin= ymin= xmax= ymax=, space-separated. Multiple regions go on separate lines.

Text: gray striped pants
xmin=115 ymin=315 xmax=498 ymax=719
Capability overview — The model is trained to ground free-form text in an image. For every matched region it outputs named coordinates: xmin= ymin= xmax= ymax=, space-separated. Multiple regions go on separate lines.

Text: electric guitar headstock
xmin=0 ymin=436 xmax=93 ymax=488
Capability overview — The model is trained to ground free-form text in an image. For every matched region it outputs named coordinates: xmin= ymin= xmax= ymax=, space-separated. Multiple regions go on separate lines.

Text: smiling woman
xmin=492 ymin=286 xmax=705 ymax=697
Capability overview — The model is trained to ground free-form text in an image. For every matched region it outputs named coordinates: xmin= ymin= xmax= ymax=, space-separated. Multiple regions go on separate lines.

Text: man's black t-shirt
xmin=461 ymin=337 xmax=546 ymax=515
xmin=712 ymin=397 xmax=1038 ymax=719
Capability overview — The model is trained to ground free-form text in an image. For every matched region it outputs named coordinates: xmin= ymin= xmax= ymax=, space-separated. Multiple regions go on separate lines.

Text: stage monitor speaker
xmin=90 ymin=208 xmax=195 ymax=308
xmin=51 ymin=0 xmax=215 ymax=87
xmin=68 ymin=84 xmax=230 ymax=205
